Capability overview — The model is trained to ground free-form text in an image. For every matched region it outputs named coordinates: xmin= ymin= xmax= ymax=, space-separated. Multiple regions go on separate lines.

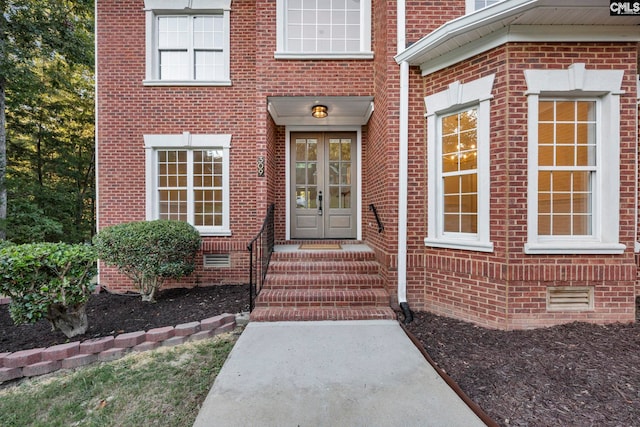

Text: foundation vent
xmin=547 ymin=286 xmax=594 ymax=311
xmin=203 ymin=254 xmax=231 ymax=268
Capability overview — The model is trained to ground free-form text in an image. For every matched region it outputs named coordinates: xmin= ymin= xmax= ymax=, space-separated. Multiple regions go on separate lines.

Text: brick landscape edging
xmin=0 ymin=313 xmax=237 ymax=383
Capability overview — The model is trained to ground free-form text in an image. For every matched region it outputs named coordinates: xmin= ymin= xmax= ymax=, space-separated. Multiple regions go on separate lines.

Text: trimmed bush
xmin=93 ymin=220 xmax=201 ymax=302
xmin=0 ymin=243 xmax=97 ymax=338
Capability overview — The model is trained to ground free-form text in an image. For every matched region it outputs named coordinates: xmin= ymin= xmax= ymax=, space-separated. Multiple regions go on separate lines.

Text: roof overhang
xmin=395 ymin=0 xmax=640 ymax=76
xmin=267 ymin=96 xmax=374 ymax=126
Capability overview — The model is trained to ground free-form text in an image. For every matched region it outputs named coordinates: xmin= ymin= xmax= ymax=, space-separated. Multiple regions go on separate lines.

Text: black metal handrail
xmin=369 ymin=203 xmax=384 ymax=233
xmin=247 ymin=203 xmax=275 ymax=312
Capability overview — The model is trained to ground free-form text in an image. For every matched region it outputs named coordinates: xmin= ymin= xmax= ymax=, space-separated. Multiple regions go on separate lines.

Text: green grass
xmin=0 ymin=335 xmax=237 ymax=427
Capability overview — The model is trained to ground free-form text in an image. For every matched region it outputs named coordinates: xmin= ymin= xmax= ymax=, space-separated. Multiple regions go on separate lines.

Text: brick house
xmin=96 ymin=0 xmax=640 ymax=329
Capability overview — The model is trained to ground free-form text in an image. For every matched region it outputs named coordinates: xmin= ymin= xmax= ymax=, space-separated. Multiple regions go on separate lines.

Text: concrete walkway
xmin=193 ymin=320 xmax=487 ymax=427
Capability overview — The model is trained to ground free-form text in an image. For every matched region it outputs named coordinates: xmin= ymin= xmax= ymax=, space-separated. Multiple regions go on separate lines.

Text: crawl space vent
xmin=203 ymin=254 xmax=231 ymax=268
xmin=547 ymin=286 xmax=593 ymax=311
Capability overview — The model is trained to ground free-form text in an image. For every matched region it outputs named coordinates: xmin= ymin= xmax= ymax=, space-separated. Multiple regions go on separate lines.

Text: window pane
xmin=159 ymin=190 xmax=187 ymax=221
xmin=158 ymin=16 xmax=188 ymax=48
xmin=537 ymin=99 xmax=596 ymax=237
xmin=195 ymin=51 xmax=224 ymax=80
xmin=286 ymin=0 xmax=362 ymax=53
xmin=440 ymin=108 xmax=478 ymax=235
xmin=160 ymin=51 xmax=189 ymax=80
xmin=193 ymin=15 xmax=223 ymax=49
xmin=444 ymin=214 xmax=459 ymax=233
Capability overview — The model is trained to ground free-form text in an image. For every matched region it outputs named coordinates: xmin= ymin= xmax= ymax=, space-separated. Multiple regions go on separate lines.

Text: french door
xmin=290 ymin=132 xmax=357 ymax=239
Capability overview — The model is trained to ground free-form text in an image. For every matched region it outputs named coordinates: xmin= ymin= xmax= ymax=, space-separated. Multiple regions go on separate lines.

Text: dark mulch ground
xmin=0 ymin=285 xmax=249 ymax=354
xmin=406 ymin=302 xmax=640 ymax=427
xmin=2 ymin=288 xmax=639 ymax=426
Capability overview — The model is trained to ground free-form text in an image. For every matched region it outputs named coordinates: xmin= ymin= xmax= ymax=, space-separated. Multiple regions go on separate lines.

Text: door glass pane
xmin=330 ymin=187 xmax=339 ymax=208
xmin=341 ymin=163 xmax=351 ymax=185
xmin=329 ymin=162 xmax=340 ymax=184
xmin=341 ymin=139 xmax=351 ymax=160
xmin=295 ymin=138 xmax=318 ymax=210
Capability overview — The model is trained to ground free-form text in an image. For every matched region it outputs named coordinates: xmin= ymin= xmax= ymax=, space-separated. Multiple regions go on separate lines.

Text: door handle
xmin=318 ymin=191 xmax=323 ymax=216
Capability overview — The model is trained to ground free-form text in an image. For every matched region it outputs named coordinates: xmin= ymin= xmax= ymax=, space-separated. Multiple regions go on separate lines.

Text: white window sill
xmin=274 ymin=51 xmax=374 ymax=60
xmin=199 ymin=230 xmax=232 ymax=237
xmin=143 ymin=80 xmax=232 ymax=87
xmin=424 ymin=237 xmax=494 ymax=253
xmin=524 ymin=242 xmax=626 ymax=255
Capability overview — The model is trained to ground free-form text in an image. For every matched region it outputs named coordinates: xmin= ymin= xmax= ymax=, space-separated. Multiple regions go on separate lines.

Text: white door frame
xmin=285 ymin=125 xmax=362 ymax=240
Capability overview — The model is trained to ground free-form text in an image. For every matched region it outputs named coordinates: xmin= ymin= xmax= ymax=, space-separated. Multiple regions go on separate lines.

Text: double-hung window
xmin=524 ymin=63 xmax=625 ymax=254
xmin=275 ymin=0 xmax=372 ymax=59
xmin=144 ymin=0 xmax=231 ymax=85
xmin=424 ymin=75 xmax=495 ymax=252
xmin=536 ymin=99 xmax=596 ymax=237
xmin=145 ymin=133 xmax=231 ymax=236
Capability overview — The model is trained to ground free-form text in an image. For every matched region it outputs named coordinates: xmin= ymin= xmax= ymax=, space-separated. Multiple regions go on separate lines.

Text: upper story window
xmin=466 ymin=0 xmax=503 ymax=13
xmin=144 ymin=0 xmax=231 ymax=86
xmin=275 ymin=0 xmax=373 ymax=59
xmin=144 ymin=133 xmax=232 ymax=236
xmin=424 ymin=75 xmax=495 ymax=253
xmin=524 ymin=64 xmax=625 ymax=254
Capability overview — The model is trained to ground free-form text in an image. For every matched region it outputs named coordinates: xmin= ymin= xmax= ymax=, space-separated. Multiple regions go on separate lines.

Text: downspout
xmin=397 ymin=0 xmax=412 ymax=323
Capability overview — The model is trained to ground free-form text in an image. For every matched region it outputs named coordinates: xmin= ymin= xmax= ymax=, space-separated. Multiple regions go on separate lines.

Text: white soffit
xmin=395 ymin=0 xmax=640 ymax=76
xmin=267 ymin=96 xmax=374 ymax=126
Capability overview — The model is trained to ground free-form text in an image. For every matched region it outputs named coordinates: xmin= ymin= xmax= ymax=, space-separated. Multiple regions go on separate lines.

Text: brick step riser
xmin=271 ymin=253 xmax=376 ymax=262
xmin=255 ymin=291 xmax=389 ymax=307
xmin=268 ymin=262 xmax=380 ymax=275
xmin=264 ymin=275 xmax=383 ymax=288
xmin=250 ymin=307 xmax=397 ymax=322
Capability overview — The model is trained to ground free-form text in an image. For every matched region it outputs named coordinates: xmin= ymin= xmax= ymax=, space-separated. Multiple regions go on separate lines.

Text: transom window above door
xmin=276 ymin=0 xmax=373 ymax=59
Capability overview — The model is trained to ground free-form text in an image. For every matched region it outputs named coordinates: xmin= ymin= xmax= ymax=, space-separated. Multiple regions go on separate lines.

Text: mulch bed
xmin=0 ymin=285 xmax=249 ymax=354
xmin=2 ymin=287 xmax=639 ymax=426
xmin=406 ymin=301 xmax=640 ymax=427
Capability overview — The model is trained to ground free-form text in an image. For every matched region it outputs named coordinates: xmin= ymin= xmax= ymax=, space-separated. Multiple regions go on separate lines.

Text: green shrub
xmin=93 ymin=220 xmax=201 ymax=302
xmin=0 ymin=242 xmax=97 ymax=338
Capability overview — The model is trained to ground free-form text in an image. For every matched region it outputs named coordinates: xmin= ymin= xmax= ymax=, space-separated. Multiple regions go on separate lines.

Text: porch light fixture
xmin=311 ymin=105 xmax=328 ymax=119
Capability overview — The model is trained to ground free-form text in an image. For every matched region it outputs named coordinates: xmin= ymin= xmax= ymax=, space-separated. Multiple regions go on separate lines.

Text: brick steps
xmin=252 ymin=244 xmax=395 ymax=322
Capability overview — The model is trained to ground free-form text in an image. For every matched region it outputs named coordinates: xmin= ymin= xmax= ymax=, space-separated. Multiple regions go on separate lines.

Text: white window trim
xmin=424 ymin=74 xmax=495 ymax=252
xmin=143 ymin=0 xmax=232 ymax=86
xmin=144 ymin=132 xmax=232 ymax=236
xmin=524 ymin=63 xmax=626 ymax=254
xmin=465 ymin=0 xmax=503 ymax=14
xmin=274 ymin=0 xmax=373 ymax=60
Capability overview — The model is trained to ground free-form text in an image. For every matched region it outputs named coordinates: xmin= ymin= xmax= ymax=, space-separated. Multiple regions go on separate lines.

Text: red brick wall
xmin=97 ymin=0 xmax=258 ymax=291
xmin=412 ymin=42 xmax=638 ymax=329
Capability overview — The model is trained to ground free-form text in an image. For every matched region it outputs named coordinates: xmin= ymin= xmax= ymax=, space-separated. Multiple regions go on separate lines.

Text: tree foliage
xmin=1 ymin=0 xmax=95 ymax=243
